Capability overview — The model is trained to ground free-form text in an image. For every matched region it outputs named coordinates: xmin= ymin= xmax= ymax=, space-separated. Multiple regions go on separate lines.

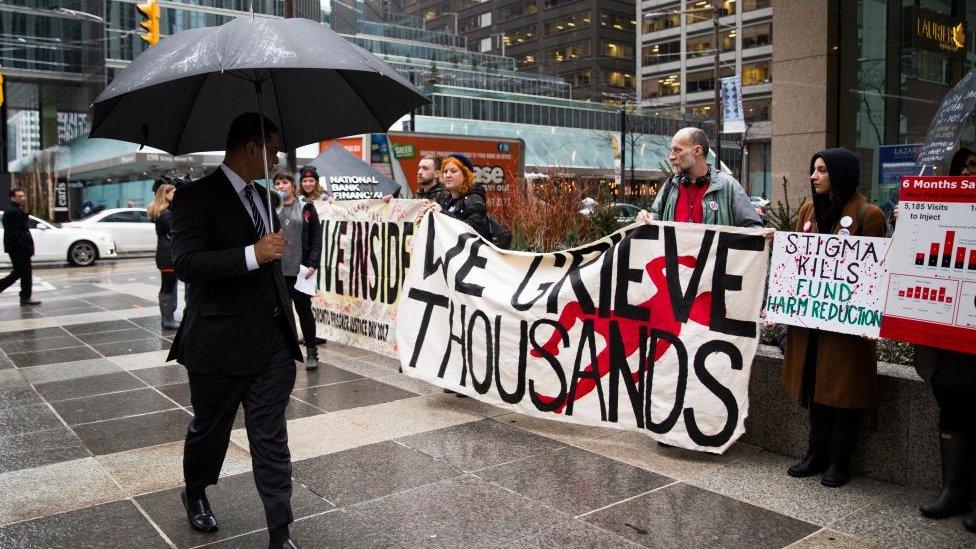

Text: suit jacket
xmin=166 ymin=168 xmax=302 ymax=375
xmin=2 ymin=204 xmax=34 ymax=258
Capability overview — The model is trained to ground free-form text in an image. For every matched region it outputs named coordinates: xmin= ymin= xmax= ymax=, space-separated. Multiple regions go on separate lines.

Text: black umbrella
xmin=309 ymin=142 xmax=401 ymax=199
xmin=917 ymin=67 xmax=976 ymax=167
xmin=89 ymin=16 xmax=428 ymax=227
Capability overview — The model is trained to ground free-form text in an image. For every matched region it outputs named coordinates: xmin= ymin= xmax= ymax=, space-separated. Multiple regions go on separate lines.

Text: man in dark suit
xmin=168 ymin=113 xmax=302 ymax=549
xmin=0 ymin=189 xmax=41 ymax=306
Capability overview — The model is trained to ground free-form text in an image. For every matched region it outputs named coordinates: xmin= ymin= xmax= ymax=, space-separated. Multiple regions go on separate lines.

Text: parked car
xmin=61 ymin=208 xmax=156 ymax=253
xmin=0 ymin=213 xmax=116 ymax=267
xmin=612 ymin=203 xmax=643 ymax=225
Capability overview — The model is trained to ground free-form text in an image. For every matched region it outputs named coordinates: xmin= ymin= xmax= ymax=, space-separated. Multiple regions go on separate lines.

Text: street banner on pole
xmin=879 ymin=176 xmax=976 ymax=354
xmin=765 ymin=232 xmax=890 ymax=338
xmin=312 ymin=199 xmax=425 ymax=357
xmin=720 ymin=76 xmax=746 ymax=134
xmin=398 ymin=214 xmax=769 ymax=453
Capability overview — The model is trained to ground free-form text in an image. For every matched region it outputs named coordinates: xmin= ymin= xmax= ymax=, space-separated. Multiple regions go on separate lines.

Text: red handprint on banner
xmin=530 ymin=255 xmax=713 ymax=413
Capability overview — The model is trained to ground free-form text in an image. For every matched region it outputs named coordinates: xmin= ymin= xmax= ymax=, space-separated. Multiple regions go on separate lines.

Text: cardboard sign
xmin=311 ymin=199 xmax=424 ymax=357
xmin=917 ymin=68 xmax=976 ymax=165
xmin=765 ymin=232 xmax=890 ymax=338
xmin=398 ymin=214 xmax=769 ymax=454
xmin=879 ymin=176 xmax=976 ymax=354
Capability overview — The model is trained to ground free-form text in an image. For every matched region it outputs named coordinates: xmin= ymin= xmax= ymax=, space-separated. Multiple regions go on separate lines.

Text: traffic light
xmin=136 ymin=0 xmax=160 ymax=46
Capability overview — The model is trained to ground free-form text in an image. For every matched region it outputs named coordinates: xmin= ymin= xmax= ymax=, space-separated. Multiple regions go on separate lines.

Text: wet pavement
xmin=0 ymin=258 xmax=973 ymax=548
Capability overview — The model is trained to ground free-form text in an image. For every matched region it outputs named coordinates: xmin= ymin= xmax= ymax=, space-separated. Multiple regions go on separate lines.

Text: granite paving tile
xmin=131 ymin=363 xmax=188 ymax=386
xmin=81 ymin=294 xmax=155 ymax=309
xmin=34 ymin=371 xmax=147 ymax=402
xmin=135 ymin=470 xmax=334 ymax=548
xmin=64 ymin=319 xmax=141 ymax=336
xmin=37 ymin=305 xmax=105 ymax=317
xmin=6 ymin=345 xmax=101 ymax=367
xmin=508 ymin=518 xmax=644 ymax=548
xmin=0 ymin=334 xmax=83 ymax=354
xmin=73 ymin=408 xmax=191 ymax=455
xmin=0 ymin=426 xmax=90 ymax=474
xmin=396 ymin=418 xmax=565 ymax=472
xmin=208 ymin=509 xmax=399 ymax=549
xmin=90 ymin=337 xmax=171 ymax=357
xmin=228 ymin=397 xmax=325 ymax=430
xmin=73 ymin=327 xmax=158 ymax=345
xmin=51 ymin=386 xmax=179 ymax=425
xmin=98 ymin=440 xmax=252 ymax=496
xmin=108 ymin=349 xmax=172 ymax=371
xmin=0 ymin=457 xmax=125 ymax=526
xmin=494 ymin=412 xmax=621 ymax=446
xmin=830 ymin=485 xmax=976 ymax=549
xmin=477 ymin=446 xmax=674 ymax=516
xmin=292 ymin=440 xmax=463 ymax=507
xmin=157 ymin=382 xmax=191 ymax=407
xmin=290 ymin=378 xmax=416 ymax=412
xmin=18 ymin=358 xmax=121 ymax=384
xmin=583 ymin=482 xmax=819 ymax=549
xmin=0 ymin=373 xmax=42 ymax=410
xmin=127 ymin=315 xmax=179 ymax=337
xmin=788 ymin=529 xmax=884 ymax=549
xmin=292 ymin=363 xmax=363 ymax=389
xmin=0 ymin=403 xmax=64 ymax=437
xmin=0 ymin=326 xmax=68 ymax=342
xmin=0 ymin=499 xmax=170 ymax=548
xmin=347 ymin=475 xmax=565 ymax=548
xmin=0 ymin=308 xmax=43 ymax=322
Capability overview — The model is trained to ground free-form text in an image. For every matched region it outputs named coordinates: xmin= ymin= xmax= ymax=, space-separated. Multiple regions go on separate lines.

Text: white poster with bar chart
xmin=880 ymin=176 xmax=976 ymax=354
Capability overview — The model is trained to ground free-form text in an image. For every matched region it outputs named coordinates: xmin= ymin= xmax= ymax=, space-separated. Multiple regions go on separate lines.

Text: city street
xmin=0 ymin=258 xmax=970 ymax=548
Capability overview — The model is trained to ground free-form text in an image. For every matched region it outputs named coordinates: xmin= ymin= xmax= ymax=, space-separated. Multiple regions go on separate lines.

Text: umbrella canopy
xmin=309 ymin=142 xmax=401 ymax=199
xmin=917 ymin=67 xmax=976 ymax=166
xmin=89 ymin=17 xmax=429 ymax=155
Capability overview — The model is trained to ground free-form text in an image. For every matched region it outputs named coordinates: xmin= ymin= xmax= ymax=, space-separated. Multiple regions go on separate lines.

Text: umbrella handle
xmin=254 ymin=83 xmax=276 ymax=234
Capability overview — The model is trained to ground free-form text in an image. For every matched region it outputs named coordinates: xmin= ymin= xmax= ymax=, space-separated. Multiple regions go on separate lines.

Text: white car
xmin=62 ymin=208 xmax=157 ymax=254
xmin=0 ymin=213 xmax=117 ymax=267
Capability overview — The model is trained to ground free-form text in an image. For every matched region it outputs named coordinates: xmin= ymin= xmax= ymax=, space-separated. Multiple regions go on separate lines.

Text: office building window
xmin=643 ymin=40 xmax=681 ymax=64
xmin=604 ymin=71 xmax=634 ymax=89
xmin=506 ymin=24 xmax=537 ymax=45
xmin=546 ymin=40 xmax=591 ymax=63
xmin=685 ymin=66 xmax=735 ymax=93
xmin=642 ymin=6 xmax=681 ymax=32
xmin=743 ymin=96 xmax=771 ymax=120
xmin=518 ymin=53 xmax=537 ymax=69
xmin=742 ymin=60 xmax=772 ymax=85
xmin=498 ymin=1 xmax=539 ymax=23
xmin=686 ymin=34 xmax=713 ymax=58
xmin=544 ymin=0 xmax=582 ymax=7
xmin=600 ymin=11 xmax=636 ymax=32
xmin=741 ymin=23 xmax=772 ymax=48
xmin=563 ymin=69 xmax=591 ymax=87
xmin=544 ymin=11 xmax=591 ymax=36
xmin=459 ymin=11 xmax=491 ymax=32
xmin=743 ymin=0 xmax=771 ymax=11
xmin=601 ymin=41 xmax=634 ymax=60
xmin=479 ymin=37 xmax=492 ymax=53
xmin=642 ymin=74 xmax=680 ymax=99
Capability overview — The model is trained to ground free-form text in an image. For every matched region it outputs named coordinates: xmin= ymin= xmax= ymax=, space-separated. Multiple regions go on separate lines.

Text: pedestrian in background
xmin=781 ymin=147 xmax=886 ymax=488
xmin=274 ymin=169 xmax=323 ymax=371
xmin=914 ymin=146 xmax=976 ymax=532
xmin=148 ymin=182 xmax=180 ymax=329
xmin=298 ymin=166 xmax=323 ymax=202
xmin=0 ymin=189 xmax=40 ymax=306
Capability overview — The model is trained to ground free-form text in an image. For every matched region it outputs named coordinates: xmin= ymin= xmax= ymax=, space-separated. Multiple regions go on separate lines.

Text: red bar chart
xmin=917 ymin=230 xmax=973 ymax=271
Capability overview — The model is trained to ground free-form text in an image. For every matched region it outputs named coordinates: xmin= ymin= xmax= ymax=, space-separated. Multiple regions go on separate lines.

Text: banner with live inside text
xmin=397 ymin=213 xmax=770 ymax=453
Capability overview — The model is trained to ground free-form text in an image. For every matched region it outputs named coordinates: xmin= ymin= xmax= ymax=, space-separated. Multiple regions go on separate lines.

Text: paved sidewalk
xmin=0 ymin=259 xmax=973 ymax=548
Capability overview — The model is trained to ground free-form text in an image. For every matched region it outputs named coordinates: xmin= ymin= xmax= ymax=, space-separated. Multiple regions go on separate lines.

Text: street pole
xmin=409 ymin=73 xmax=416 ymax=132
xmin=712 ymin=0 xmax=722 ymax=170
xmin=620 ymin=110 xmax=627 ymax=193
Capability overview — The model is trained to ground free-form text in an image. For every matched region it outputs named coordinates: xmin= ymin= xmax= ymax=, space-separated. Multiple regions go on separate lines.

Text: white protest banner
xmin=312 ymin=199 xmax=425 ymax=357
xmin=398 ymin=213 xmax=769 ymax=453
xmin=765 ymin=232 xmax=890 ymax=337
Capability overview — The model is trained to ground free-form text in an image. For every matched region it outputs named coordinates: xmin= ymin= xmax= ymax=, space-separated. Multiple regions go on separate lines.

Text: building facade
xmin=771 ymin=0 xmax=975 ymax=210
xmin=398 ymin=0 xmax=638 ymax=103
xmin=638 ymin=0 xmax=772 ymax=197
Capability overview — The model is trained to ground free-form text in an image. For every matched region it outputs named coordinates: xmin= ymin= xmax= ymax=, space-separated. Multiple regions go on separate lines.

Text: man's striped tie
xmin=244 ymin=183 xmax=266 ymax=236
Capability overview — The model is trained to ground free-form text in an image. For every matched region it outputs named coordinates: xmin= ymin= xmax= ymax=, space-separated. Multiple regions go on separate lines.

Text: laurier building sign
xmin=914 ymin=9 xmax=965 ymax=53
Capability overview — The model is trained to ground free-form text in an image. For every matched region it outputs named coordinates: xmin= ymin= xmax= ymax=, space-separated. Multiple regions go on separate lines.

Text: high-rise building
xmin=399 ymin=0 xmax=638 ymax=103
xmin=638 ymin=0 xmax=772 ymax=197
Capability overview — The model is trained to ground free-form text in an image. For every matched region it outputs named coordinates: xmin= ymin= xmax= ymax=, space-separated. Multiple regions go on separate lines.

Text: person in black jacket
xmin=418 ymin=153 xmax=490 ymax=237
xmin=274 ymin=169 xmax=323 ymax=371
xmin=0 ymin=189 xmax=40 ymax=306
xmin=168 ymin=113 xmax=302 ymax=549
xmin=915 ymin=146 xmax=976 ymax=533
xmin=148 ymin=183 xmax=179 ymax=329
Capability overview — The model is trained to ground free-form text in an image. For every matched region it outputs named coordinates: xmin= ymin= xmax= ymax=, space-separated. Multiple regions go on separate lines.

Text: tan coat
xmin=780 ymin=192 xmax=887 ymax=409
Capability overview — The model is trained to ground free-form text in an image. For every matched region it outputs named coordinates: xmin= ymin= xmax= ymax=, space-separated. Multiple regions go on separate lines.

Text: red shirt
xmin=673 ymin=182 xmax=709 ymax=223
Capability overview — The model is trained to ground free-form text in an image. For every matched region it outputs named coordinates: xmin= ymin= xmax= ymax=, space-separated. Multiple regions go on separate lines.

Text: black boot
xmin=159 ymin=292 xmax=180 ymax=330
xmin=304 ymin=345 xmax=318 ymax=371
xmin=964 ymin=509 xmax=976 ymax=532
xmin=822 ymin=408 xmax=861 ymax=488
xmin=788 ymin=405 xmax=832 ymax=478
xmin=920 ymin=432 xmax=974 ymax=518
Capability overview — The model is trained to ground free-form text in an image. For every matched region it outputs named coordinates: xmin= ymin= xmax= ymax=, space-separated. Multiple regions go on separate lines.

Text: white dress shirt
xmin=220 ymin=163 xmax=269 ymax=272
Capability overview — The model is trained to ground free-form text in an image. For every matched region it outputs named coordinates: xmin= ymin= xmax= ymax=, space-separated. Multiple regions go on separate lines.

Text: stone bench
xmin=744 ymin=345 xmax=940 ymax=489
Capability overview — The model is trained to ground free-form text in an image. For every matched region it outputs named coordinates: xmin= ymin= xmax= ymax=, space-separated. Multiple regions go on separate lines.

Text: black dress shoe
xmin=820 ymin=460 xmax=852 ymax=488
xmin=181 ymin=490 xmax=219 ymax=533
xmin=275 ymin=539 xmax=301 ymax=549
xmin=19 ymin=299 xmax=41 ymax=306
xmin=787 ymin=453 xmax=830 ymax=478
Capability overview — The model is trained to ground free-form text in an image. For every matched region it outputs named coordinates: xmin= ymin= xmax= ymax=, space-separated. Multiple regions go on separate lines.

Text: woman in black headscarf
xmin=915 ymin=146 xmax=976 ymax=532
xmin=780 ymin=148 xmax=887 ymax=488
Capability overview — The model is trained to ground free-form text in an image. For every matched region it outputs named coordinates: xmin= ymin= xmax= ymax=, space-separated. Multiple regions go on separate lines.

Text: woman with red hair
xmin=419 ymin=153 xmax=490 ymax=238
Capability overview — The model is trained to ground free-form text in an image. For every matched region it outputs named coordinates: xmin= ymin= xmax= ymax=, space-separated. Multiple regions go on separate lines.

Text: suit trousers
xmin=0 ymin=253 xmax=32 ymax=301
xmin=183 ymin=316 xmax=297 ymax=530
